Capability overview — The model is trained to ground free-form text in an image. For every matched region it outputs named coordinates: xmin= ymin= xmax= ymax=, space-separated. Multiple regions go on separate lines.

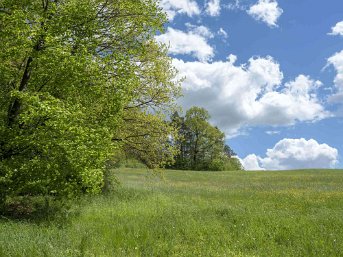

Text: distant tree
xmin=184 ymin=107 xmax=212 ymax=169
xmin=169 ymin=107 xmax=242 ymax=171
xmin=224 ymin=145 xmax=236 ymax=158
xmin=0 ymin=0 xmax=179 ymax=206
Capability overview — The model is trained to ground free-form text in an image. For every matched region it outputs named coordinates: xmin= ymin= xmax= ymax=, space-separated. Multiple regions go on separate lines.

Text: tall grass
xmin=1 ymin=168 xmax=343 ymax=256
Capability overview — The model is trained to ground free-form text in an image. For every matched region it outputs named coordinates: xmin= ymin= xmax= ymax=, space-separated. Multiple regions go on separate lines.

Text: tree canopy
xmin=0 ymin=0 xmax=180 ymax=205
xmin=169 ymin=107 xmax=243 ymax=171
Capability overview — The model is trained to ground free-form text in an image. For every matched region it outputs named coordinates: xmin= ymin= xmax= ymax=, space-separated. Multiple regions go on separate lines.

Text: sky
xmin=156 ymin=0 xmax=343 ymax=170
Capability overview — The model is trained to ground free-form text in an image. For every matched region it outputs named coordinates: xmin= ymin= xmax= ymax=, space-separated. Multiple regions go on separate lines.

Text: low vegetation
xmin=1 ymin=168 xmax=342 ymax=256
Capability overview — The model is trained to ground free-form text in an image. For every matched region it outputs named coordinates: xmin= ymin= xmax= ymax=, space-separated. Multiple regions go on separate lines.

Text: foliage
xmin=114 ymin=110 xmax=179 ymax=169
xmin=0 ymin=0 xmax=179 ymax=205
xmin=209 ymin=156 xmax=243 ymax=171
xmin=169 ymin=107 xmax=242 ymax=171
xmin=113 ymin=41 xmax=181 ymax=169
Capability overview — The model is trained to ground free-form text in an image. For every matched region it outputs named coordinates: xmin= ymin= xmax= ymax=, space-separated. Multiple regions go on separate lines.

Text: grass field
xmin=1 ymin=168 xmax=343 ymax=256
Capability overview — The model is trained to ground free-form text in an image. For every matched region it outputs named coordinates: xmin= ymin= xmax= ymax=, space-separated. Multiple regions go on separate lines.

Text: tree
xmin=169 ymin=107 xmax=242 ymax=171
xmin=113 ymin=42 xmax=181 ymax=169
xmin=184 ymin=107 xmax=211 ymax=169
xmin=0 ymin=0 xmax=179 ymax=205
xmin=224 ymin=145 xmax=236 ymax=158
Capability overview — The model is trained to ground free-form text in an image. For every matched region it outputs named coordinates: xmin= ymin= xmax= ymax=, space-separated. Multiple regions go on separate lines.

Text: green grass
xmin=1 ymin=168 xmax=343 ymax=256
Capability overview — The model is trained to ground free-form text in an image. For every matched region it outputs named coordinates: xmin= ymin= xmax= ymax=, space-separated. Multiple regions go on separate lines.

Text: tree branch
xmin=7 ymin=57 xmax=33 ymax=126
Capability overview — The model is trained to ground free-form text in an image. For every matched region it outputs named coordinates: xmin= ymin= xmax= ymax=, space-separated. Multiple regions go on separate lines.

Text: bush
xmin=0 ymin=195 xmax=74 ymax=222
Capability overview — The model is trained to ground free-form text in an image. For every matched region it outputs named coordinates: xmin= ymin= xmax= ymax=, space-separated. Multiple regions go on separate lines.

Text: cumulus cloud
xmin=186 ymin=23 xmax=214 ymax=38
xmin=329 ymin=21 xmax=343 ymax=36
xmin=241 ymin=138 xmax=339 ymax=170
xmin=247 ymin=0 xmax=283 ymax=27
xmin=156 ymin=27 xmax=214 ymax=62
xmin=327 ymin=50 xmax=343 ymax=103
xmin=241 ymin=154 xmax=265 ymax=170
xmin=160 ymin=0 xmax=200 ymax=20
xmin=173 ymin=56 xmax=329 ymax=136
xmin=205 ymin=0 xmax=221 ymax=16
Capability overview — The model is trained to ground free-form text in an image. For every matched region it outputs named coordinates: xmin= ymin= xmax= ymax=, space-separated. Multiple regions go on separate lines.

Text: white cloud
xmin=156 ymin=27 xmax=214 ymax=62
xmin=186 ymin=23 xmax=214 ymax=38
xmin=242 ymin=138 xmax=339 ymax=170
xmin=206 ymin=0 xmax=221 ymax=16
xmin=173 ymin=56 xmax=330 ymax=136
xmin=160 ymin=0 xmax=200 ymax=20
xmin=227 ymin=54 xmax=237 ymax=64
xmin=329 ymin=21 xmax=343 ymax=36
xmin=241 ymin=154 xmax=265 ymax=170
xmin=266 ymin=130 xmax=280 ymax=135
xmin=247 ymin=0 xmax=283 ymax=27
xmin=224 ymin=0 xmax=244 ymax=11
xmin=327 ymin=50 xmax=343 ymax=103
xmin=218 ymin=28 xmax=228 ymax=39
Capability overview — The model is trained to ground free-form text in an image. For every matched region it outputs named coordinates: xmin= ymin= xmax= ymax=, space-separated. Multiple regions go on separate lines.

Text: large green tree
xmin=0 ymin=0 xmax=179 ymax=204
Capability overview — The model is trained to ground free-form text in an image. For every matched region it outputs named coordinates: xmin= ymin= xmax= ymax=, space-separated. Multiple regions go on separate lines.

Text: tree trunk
xmin=7 ymin=57 xmax=33 ymax=126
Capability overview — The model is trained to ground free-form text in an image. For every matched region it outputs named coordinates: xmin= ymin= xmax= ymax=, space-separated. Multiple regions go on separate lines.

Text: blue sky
xmin=157 ymin=0 xmax=343 ymax=170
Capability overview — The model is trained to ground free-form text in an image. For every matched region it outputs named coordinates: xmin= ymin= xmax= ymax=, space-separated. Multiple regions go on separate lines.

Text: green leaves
xmin=0 ymin=0 xmax=178 ymax=204
xmin=170 ymin=107 xmax=242 ymax=171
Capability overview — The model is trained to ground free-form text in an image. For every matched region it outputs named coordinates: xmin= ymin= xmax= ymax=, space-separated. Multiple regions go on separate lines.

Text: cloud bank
xmin=241 ymin=138 xmax=339 ymax=170
xmin=173 ymin=56 xmax=329 ymax=136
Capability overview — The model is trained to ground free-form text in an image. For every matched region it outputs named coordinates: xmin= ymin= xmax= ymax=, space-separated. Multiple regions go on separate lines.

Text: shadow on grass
xmin=0 ymin=188 xmax=153 ymax=225
xmin=0 ymin=195 xmax=82 ymax=226
xmin=0 ymin=169 xmax=121 ymax=224
xmin=0 ymin=169 xmax=157 ymax=225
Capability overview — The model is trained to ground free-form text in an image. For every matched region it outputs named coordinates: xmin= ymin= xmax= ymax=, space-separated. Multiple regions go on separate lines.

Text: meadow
xmin=1 ymin=168 xmax=343 ymax=256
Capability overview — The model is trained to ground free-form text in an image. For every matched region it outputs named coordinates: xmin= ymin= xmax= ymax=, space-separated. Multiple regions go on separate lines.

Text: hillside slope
xmin=1 ymin=168 xmax=343 ymax=256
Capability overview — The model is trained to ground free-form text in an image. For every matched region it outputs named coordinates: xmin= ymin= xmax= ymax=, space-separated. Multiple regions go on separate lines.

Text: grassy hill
xmin=1 ymin=168 xmax=343 ymax=256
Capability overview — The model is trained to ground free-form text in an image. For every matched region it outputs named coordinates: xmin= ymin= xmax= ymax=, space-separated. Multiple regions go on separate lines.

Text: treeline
xmin=168 ymin=107 xmax=242 ymax=171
